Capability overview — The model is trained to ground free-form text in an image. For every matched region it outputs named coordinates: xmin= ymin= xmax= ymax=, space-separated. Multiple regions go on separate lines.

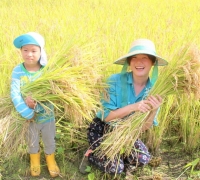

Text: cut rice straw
xmin=0 ymin=97 xmax=29 ymax=157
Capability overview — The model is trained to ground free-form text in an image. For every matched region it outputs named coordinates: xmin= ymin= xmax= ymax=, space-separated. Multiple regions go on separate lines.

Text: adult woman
xmin=80 ymin=39 xmax=168 ymax=174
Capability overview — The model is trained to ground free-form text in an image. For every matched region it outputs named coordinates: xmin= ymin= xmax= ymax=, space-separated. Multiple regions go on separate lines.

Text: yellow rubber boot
xmin=45 ymin=153 xmax=60 ymax=177
xmin=30 ymin=153 xmax=41 ymax=176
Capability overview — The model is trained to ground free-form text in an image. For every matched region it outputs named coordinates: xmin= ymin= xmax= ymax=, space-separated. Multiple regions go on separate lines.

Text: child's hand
xmin=27 ymin=113 xmax=36 ymax=122
xmin=25 ymin=96 xmax=37 ymax=109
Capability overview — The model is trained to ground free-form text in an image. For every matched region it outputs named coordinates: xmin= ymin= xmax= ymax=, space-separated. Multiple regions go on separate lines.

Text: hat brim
xmin=114 ymin=50 xmax=168 ymax=66
xmin=13 ymin=34 xmax=40 ymax=48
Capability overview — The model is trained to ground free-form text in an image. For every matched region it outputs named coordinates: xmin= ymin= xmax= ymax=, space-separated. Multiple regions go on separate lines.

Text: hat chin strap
xmin=151 ymin=61 xmax=158 ymax=85
xmin=121 ymin=61 xmax=128 ymax=73
xmin=120 ymin=61 xmax=128 ymax=107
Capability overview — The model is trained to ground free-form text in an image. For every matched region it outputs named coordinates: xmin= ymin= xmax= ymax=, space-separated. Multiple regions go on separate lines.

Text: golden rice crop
xmin=178 ymin=95 xmax=200 ymax=153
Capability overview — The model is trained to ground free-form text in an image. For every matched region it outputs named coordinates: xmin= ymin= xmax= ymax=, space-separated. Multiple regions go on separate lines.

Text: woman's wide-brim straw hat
xmin=114 ymin=39 xmax=168 ymax=66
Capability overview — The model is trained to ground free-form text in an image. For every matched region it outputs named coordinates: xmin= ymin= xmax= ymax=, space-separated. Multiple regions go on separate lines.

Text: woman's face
xmin=129 ymin=54 xmax=154 ymax=78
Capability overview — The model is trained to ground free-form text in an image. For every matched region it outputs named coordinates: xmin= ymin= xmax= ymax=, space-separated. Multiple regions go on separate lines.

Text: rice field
xmin=1 ymin=0 xmax=200 ymax=179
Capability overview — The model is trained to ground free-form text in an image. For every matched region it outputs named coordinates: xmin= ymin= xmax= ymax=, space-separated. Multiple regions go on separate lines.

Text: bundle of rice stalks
xmin=96 ymin=45 xmax=200 ymax=161
xmin=21 ymin=42 xmax=108 ymax=125
xmin=0 ymin=41 xmax=108 ymax=158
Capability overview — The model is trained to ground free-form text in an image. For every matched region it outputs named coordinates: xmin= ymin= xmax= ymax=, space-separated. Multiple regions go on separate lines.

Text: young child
xmin=11 ymin=32 xmax=60 ymax=177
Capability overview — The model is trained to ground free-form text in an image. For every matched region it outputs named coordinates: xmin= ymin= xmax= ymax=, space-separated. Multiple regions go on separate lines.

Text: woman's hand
xmin=25 ymin=96 xmax=37 ymax=109
xmin=146 ymin=95 xmax=162 ymax=110
xmin=136 ymin=95 xmax=162 ymax=113
xmin=141 ymin=95 xmax=163 ymax=131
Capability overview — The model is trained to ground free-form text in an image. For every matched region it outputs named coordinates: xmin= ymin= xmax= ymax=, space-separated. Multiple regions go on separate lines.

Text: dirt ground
xmin=135 ymin=145 xmax=196 ymax=180
xmin=146 ymin=152 xmax=189 ymax=180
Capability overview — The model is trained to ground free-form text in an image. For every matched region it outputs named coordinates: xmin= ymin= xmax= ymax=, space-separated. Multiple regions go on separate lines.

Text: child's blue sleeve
xmin=10 ymin=74 xmax=34 ymax=120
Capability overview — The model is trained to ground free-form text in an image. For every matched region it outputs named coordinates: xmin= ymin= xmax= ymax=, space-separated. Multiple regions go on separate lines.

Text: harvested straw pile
xmin=0 ymin=42 xmax=108 ymax=157
xmin=96 ymin=45 xmax=200 ymax=161
xmin=0 ymin=97 xmax=29 ymax=157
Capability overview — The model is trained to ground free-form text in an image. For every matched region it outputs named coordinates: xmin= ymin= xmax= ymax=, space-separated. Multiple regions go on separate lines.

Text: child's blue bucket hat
xmin=13 ymin=32 xmax=47 ymax=66
xmin=13 ymin=32 xmax=45 ymax=49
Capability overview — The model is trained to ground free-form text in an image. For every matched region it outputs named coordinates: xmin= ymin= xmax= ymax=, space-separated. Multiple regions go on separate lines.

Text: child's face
xmin=20 ymin=44 xmax=41 ymax=66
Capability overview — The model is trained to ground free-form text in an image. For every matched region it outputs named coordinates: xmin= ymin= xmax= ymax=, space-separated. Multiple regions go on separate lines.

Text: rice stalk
xmin=144 ymin=95 xmax=176 ymax=154
xmin=0 ymin=113 xmax=29 ymax=158
xmin=0 ymin=97 xmax=27 ymax=157
xmin=96 ymin=44 xmax=200 ymax=161
xmin=55 ymin=118 xmax=88 ymax=149
xmin=178 ymin=94 xmax=200 ymax=153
